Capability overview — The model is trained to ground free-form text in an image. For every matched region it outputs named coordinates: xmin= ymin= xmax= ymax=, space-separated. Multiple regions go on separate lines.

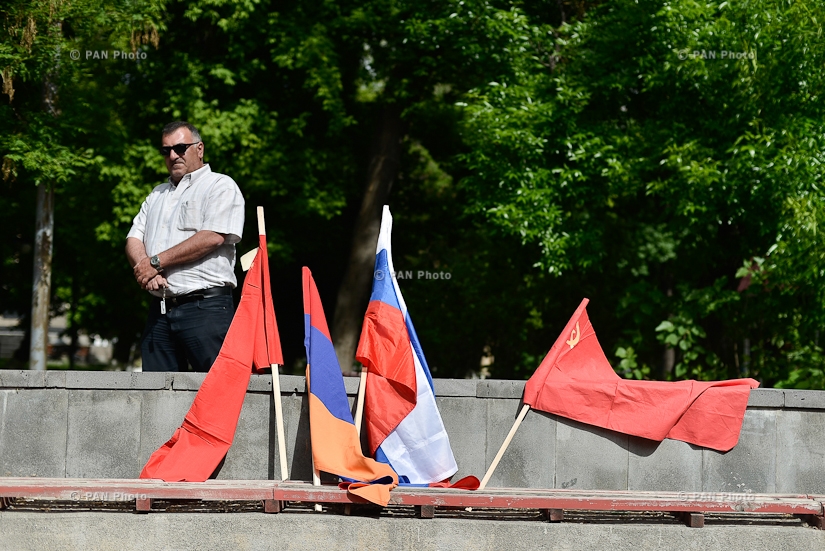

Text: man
xmin=126 ymin=121 xmax=245 ymax=371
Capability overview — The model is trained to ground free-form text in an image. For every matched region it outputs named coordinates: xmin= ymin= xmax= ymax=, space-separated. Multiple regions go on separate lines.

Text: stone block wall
xmin=0 ymin=371 xmax=821 ymax=494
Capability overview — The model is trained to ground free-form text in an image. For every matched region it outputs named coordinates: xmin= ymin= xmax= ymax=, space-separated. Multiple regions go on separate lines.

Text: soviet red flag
xmin=523 ymin=299 xmax=759 ymax=452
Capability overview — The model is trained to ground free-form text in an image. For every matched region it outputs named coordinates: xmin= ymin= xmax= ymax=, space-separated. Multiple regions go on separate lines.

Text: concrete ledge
xmin=748 ymin=388 xmax=784 ymax=407
xmin=0 ymin=512 xmax=822 ymax=551
xmin=45 ymin=371 xmax=67 ymax=388
xmin=785 ymin=390 xmax=825 ymax=409
xmin=279 ymin=374 xmax=306 ymax=394
xmin=170 ymin=372 xmax=205 ymax=391
xmin=476 ymin=379 xmax=525 ymax=399
xmin=432 ymin=378 xmax=476 ymax=397
xmin=0 ymin=370 xmax=45 ymax=388
xmin=64 ymin=372 xmax=172 ymax=391
xmin=247 ymin=375 xmax=271 ymax=392
xmin=0 ymin=372 xmax=804 ymax=411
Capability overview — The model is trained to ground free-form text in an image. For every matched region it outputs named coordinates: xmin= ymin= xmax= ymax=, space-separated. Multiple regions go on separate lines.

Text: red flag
xmin=523 ymin=299 xmax=759 ymax=452
xmin=140 ymin=235 xmax=282 ymax=481
xmin=252 ymin=234 xmax=283 ymax=370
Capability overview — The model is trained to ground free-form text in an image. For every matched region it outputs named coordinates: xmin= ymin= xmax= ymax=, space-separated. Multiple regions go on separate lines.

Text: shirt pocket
xmin=177 ymin=200 xmax=203 ymax=232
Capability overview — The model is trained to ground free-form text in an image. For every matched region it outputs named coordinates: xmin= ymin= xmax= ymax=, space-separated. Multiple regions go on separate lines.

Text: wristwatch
xmin=150 ymin=255 xmax=163 ymax=273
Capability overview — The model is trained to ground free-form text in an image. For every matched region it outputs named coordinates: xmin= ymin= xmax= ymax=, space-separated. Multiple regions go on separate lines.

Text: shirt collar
xmin=168 ymin=163 xmax=211 ymax=189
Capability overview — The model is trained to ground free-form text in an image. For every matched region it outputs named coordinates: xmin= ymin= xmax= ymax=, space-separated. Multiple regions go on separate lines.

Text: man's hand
xmin=126 ymin=231 xmax=225 ymax=290
xmin=134 ymin=257 xmax=161 ymax=288
xmin=145 ymin=274 xmax=168 ymax=292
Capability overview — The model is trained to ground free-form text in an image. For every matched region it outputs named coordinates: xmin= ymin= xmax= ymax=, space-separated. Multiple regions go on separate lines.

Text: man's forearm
xmin=156 ymin=230 xmax=226 ymax=270
xmin=126 ymin=237 xmax=148 ymax=268
xmin=131 ymin=231 xmax=227 ymax=288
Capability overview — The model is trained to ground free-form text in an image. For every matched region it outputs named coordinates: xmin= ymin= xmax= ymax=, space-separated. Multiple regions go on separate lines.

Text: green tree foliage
xmin=1 ymin=0 xmax=821 ymax=388
xmin=0 ymin=0 xmax=165 ymax=363
xmin=459 ymin=0 xmax=825 ymax=385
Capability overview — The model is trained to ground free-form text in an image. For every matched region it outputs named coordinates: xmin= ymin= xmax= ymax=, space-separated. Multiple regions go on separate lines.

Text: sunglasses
xmin=159 ymin=142 xmax=200 ymax=157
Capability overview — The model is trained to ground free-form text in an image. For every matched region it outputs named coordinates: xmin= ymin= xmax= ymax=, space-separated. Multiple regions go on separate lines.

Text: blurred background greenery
xmin=1 ymin=0 xmax=823 ymax=387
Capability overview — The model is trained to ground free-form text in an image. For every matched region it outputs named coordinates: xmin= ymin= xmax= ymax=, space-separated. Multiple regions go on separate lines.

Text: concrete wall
xmin=2 ymin=512 xmax=824 ymax=551
xmin=1 ymin=370 xmax=823 ymax=494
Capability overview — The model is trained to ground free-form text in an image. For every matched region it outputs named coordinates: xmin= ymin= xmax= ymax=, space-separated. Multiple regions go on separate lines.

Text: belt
xmin=163 ymin=286 xmax=232 ymax=308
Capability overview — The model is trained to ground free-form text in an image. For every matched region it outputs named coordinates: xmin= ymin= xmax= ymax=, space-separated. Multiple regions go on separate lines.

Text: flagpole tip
xmin=257 ymin=206 xmax=266 ymax=236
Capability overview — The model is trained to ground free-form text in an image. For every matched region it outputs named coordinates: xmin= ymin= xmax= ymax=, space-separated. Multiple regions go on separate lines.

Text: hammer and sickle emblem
xmin=566 ymin=321 xmax=581 ymax=349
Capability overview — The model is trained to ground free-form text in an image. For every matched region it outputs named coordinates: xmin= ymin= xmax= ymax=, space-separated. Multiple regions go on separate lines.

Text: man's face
xmin=162 ymin=128 xmax=204 ymax=183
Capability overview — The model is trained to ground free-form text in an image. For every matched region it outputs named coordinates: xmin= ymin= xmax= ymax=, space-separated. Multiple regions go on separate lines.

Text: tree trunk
xmin=29 ymin=24 xmax=60 ymax=371
xmin=68 ymin=272 xmax=79 ymax=370
xmin=29 ymin=183 xmax=54 ymax=370
xmin=331 ymin=105 xmax=403 ymax=372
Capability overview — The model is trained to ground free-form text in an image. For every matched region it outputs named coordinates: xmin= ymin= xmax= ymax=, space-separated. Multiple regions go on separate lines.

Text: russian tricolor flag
xmin=302 ymin=267 xmax=397 ymax=505
xmin=356 ymin=206 xmax=459 ymax=485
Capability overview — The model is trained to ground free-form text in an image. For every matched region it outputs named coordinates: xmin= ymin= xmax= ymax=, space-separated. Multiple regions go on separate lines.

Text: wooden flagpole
xmin=353 ymin=367 xmax=368 ymax=436
xmin=478 ymin=404 xmax=531 ymax=490
xmin=257 ymin=207 xmax=289 ymax=481
xmin=311 ymin=462 xmax=323 ymax=511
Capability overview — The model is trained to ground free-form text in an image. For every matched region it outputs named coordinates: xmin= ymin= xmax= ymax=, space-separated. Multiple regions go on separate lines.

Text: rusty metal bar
xmin=0 ymin=477 xmax=822 ymax=527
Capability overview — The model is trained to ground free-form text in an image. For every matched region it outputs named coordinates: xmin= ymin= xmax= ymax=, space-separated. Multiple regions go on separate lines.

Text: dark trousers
xmin=140 ymin=294 xmax=234 ymax=372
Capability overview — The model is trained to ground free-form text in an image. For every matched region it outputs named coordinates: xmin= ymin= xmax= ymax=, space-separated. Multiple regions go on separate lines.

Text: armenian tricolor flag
xmin=303 ymin=267 xmax=397 ymax=505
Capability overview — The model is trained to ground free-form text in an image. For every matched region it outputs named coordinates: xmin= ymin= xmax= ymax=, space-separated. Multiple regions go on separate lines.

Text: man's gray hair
xmin=162 ymin=121 xmax=202 ymax=142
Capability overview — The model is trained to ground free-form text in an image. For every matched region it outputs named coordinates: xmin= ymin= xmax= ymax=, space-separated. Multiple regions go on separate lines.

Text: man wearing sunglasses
xmin=125 ymin=121 xmax=245 ymax=372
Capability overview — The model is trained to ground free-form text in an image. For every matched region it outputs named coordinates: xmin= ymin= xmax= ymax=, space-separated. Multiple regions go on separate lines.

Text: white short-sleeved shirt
xmin=127 ymin=164 xmax=245 ymax=297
